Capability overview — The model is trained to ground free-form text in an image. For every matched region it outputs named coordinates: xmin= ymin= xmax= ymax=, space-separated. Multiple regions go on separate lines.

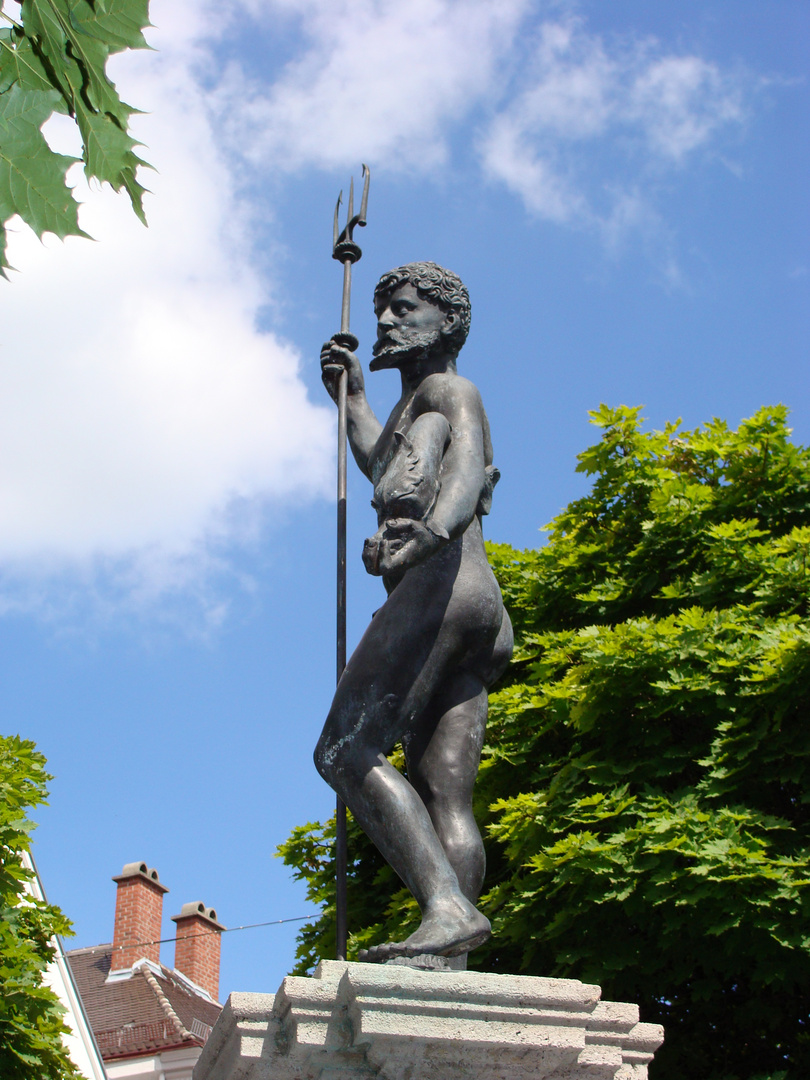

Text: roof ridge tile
xmin=135 ymin=961 xmax=196 ymax=1044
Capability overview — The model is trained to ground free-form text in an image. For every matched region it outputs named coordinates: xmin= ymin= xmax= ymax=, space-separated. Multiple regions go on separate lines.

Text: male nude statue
xmin=315 ymin=262 xmax=513 ymax=962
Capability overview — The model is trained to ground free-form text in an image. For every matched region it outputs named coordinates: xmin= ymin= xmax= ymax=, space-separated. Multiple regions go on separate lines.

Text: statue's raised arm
xmin=315 ymin=262 xmax=513 ymax=965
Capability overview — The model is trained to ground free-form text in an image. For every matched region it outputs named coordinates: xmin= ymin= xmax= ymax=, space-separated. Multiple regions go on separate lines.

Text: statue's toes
xmin=358 ymin=941 xmax=405 ymax=964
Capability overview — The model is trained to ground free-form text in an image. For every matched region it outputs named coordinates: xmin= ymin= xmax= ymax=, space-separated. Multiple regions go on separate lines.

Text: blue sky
xmin=1 ymin=0 xmax=807 ymax=998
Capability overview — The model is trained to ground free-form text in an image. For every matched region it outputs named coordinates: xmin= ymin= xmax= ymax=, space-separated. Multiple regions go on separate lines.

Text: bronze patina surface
xmin=317 ymin=263 xmax=513 ymax=963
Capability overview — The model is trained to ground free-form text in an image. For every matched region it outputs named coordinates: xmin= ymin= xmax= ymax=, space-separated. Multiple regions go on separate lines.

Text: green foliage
xmin=280 ymin=404 xmax=810 ymax=1080
xmin=0 ymin=0 xmax=151 ymax=275
xmin=0 ymin=735 xmax=79 ymax=1080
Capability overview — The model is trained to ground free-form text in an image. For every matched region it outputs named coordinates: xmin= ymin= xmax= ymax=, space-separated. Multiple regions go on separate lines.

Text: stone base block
xmin=193 ymin=960 xmax=663 ymax=1080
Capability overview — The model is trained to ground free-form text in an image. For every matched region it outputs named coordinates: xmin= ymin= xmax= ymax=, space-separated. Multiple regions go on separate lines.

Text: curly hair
xmin=374 ymin=261 xmax=471 ymax=355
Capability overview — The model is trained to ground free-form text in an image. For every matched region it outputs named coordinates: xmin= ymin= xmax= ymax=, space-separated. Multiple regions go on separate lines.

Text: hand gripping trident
xmin=329 ymin=164 xmax=369 ymax=962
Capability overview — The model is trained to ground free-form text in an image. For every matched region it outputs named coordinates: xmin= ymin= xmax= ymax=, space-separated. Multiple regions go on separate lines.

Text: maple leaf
xmin=0 ymin=0 xmax=151 ymax=276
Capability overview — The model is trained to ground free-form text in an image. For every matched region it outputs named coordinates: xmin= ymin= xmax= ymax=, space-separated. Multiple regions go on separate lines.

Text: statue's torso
xmin=367 ymin=372 xmax=498 ymax=530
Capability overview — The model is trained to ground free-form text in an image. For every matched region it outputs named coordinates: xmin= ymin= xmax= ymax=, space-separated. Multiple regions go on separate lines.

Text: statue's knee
xmin=444 ymin=829 xmax=480 ymax=864
xmin=316 ymin=696 xmax=400 ymax=786
xmin=314 ymin=730 xmax=358 ymax=786
xmin=313 ymin=737 xmax=336 ymax=784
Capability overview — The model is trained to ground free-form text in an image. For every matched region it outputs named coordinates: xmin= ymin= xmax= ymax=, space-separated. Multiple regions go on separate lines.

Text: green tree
xmin=0 ymin=0 xmax=151 ymax=276
xmin=0 ymin=735 xmax=79 ymax=1079
xmin=279 ymin=404 xmax=810 ymax=1080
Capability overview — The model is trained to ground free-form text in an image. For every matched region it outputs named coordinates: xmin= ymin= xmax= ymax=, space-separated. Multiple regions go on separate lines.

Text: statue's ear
xmin=442 ymin=310 xmax=458 ymax=333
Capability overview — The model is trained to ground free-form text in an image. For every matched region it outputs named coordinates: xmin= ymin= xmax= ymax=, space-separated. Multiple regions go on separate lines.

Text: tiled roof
xmin=67 ymin=946 xmax=222 ymax=1061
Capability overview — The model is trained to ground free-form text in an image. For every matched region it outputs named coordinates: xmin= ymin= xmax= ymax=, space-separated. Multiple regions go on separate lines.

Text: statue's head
xmin=373 ymin=262 xmax=471 ymax=357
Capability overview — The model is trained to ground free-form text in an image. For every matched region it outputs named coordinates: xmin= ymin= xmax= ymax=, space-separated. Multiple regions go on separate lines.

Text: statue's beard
xmin=370 ymin=327 xmax=442 ymax=369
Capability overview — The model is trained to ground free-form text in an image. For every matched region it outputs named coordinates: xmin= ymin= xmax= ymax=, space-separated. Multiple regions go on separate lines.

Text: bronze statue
xmin=315 ymin=262 xmax=513 ymax=962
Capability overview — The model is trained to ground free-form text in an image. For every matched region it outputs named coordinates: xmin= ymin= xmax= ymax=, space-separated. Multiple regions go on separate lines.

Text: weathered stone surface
xmin=193 ymin=960 xmax=663 ymax=1080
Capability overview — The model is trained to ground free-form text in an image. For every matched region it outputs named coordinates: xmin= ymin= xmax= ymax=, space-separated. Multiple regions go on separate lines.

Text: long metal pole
xmin=335 ymin=257 xmax=351 ymax=962
xmin=331 ymin=165 xmax=368 ymax=964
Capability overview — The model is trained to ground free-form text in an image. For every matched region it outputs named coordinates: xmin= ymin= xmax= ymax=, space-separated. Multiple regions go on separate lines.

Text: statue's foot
xmin=358 ymin=896 xmax=490 ymax=963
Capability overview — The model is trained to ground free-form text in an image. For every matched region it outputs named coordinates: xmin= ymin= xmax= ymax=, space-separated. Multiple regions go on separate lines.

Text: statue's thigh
xmin=405 ymin=672 xmax=488 ymax=805
xmin=326 ymin=575 xmax=470 ymax=753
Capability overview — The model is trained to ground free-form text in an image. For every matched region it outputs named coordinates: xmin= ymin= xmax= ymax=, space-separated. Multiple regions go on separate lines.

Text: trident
xmin=329 ymin=164 xmax=369 ymax=962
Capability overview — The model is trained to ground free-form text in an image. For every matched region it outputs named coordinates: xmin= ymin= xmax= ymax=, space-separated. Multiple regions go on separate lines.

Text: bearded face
xmin=370 ymin=325 xmax=444 ymax=370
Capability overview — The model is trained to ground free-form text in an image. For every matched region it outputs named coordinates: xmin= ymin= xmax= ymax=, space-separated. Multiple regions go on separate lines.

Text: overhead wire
xmin=68 ymin=913 xmax=319 ymax=955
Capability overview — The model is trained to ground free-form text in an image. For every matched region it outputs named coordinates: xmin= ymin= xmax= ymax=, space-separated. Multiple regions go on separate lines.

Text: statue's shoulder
xmin=416 ymin=371 xmax=483 ymax=415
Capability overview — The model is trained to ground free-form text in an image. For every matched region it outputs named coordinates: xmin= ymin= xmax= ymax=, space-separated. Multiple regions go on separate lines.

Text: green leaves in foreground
xmin=0 ymin=736 xmax=79 ymax=1080
xmin=0 ymin=0 xmax=151 ymax=275
xmin=280 ymin=404 xmax=810 ymax=1080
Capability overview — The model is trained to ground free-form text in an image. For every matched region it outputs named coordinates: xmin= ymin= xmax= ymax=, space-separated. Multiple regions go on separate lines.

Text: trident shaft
xmin=331 ymin=164 xmax=369 ymax=962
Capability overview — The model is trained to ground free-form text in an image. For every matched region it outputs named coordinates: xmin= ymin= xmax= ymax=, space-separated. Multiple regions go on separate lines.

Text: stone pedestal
xmin=194 ymin=960 xmax=663 ymax=1080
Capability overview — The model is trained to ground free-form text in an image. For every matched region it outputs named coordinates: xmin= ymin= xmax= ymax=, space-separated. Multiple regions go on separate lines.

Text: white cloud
xmin=0 ymin=0 xmax=759 ymax=623
xmin=479 ymin=117 xmax=585 ymax=223
xmin=629 ymin=55 xmax=744 ymax=161
xmin=214 ymin=0 xmax=530 ymax=172
xmin=0 ymin=0 xmax=333 ymax=617
xmin=478 ymin=16 xmax=747 ymax=234
xmin=506 ymin=20 xmax=618 ymax=140
xmin=212 ymin=2 xmax=748 ymax=247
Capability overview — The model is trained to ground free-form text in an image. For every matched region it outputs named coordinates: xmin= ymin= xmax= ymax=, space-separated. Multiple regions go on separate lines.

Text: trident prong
xmin=332 ymin=164 xmax=370 ymax=282
xmin=332 ymin=191 xmax=343 ymax=251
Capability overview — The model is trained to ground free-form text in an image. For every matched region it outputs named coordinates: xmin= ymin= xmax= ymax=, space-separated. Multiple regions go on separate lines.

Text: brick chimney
xmin=171 ymin=902 xmax=225 ymax=1002
xmin=110 ymin=862 xmax=168 ymax=972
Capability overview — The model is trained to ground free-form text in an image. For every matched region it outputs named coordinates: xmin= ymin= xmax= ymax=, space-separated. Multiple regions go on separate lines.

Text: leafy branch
xmin=0 ymin=736 xmax=80 ymax=1079
xmin=281 ymin=404 xmax=810 ymax=1080
xmin=0 ymin=0 xmax=152 ymax=276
